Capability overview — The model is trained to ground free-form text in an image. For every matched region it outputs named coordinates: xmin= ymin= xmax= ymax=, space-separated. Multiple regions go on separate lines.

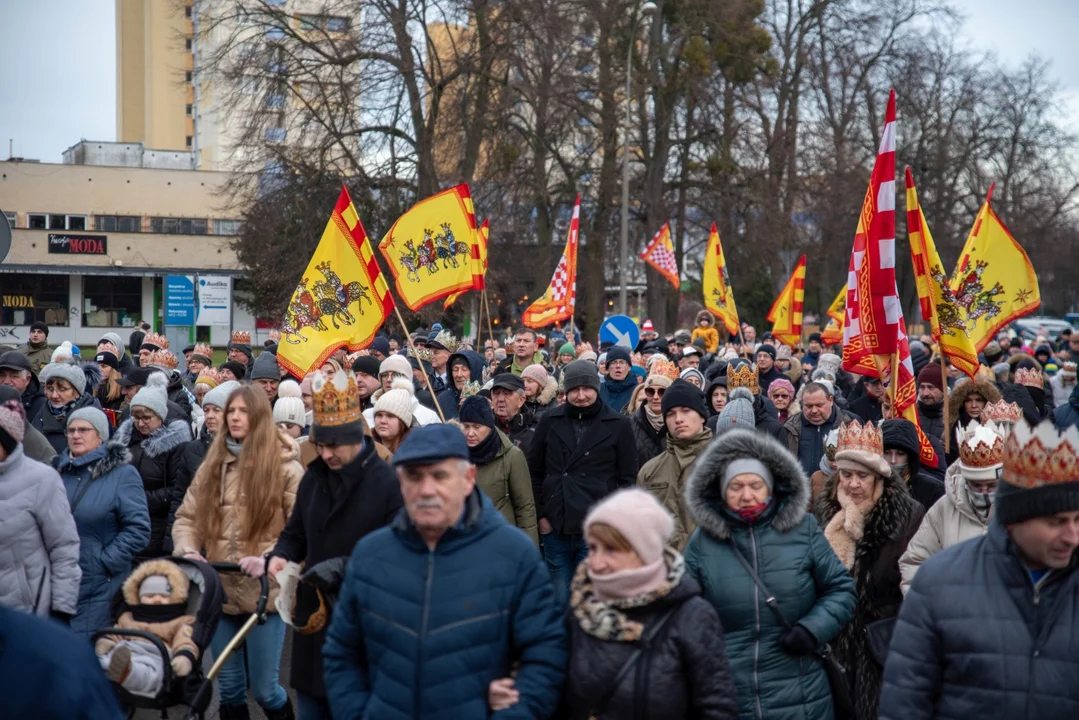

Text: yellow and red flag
xmin=639 ymin=222 xmax=680 ymax=289
xmin=948 ymin=184 xmax=1041 ymax=351
xmin=277 ymin=186 xmax=395 ymax=378
xmin=443 ymin=218 xmax=489 ymax=310
xmin=378 ymin=184 xmax=477 ymax=311
xmin=820 ymin=285 xmax=846 ymax=345
xmin=702 ymin=223 xmax=740 ymax=336
xmin=842 ymin=89 xmax=937 ymax=467
xmin=522 ymin=194 xmax=579 ymax=328
xmin=905 ymin=167 xmax=979 ymax=377
xmin=766 ymin=255 xmax=806 ymax=347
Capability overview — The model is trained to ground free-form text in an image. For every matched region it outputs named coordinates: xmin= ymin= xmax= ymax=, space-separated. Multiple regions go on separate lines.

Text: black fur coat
xmin=814 ymin=472 xmax=924 ymax=720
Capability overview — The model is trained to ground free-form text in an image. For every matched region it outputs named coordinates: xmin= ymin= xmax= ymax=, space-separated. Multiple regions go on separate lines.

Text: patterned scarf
xmin=570 ymin=548 xmax=684 ymax=642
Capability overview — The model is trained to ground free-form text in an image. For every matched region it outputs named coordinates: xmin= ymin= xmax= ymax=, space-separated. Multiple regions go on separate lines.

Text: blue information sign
xmin=165 ymin=275 xmax=196 ymax=326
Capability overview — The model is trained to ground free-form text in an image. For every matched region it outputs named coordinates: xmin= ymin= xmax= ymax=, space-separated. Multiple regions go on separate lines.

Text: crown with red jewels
xmin=147 ymin=349 xmax=178 ymax=370
xmin=982 ymin=400 xmax=1023 ymax=426
xmin=231 ymin=330 xmax=251 ymax=345
xmin=195 ymin=367 xmax=222 ymax=389
xmin=267 ymin=329 xmax=281 ymax=343
xmin=1014 ymin=367 xmax=1044 ymax=389
xmin=1003 ymin=420 xmax=1079 ymax=488
xmin=836 ymin=420 xmax=884 ymax=457
xmin=191 ymin=343 xmax=213 ymax=362
xmin=1062 ymin=361 xmax=1077 ymax=375
xmin=142 ymin=332 xmax=169 ymax=350
xmin=727 ymin=363 xmax=760 ymax=396
xmin=957 ymin=420 xmax=1005 ymax=475
xmin=312 ymin=370 xmax=362 ymax=427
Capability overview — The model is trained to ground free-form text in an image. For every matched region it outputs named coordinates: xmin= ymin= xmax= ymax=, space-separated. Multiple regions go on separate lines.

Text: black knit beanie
xmin=661 ymin=379 xmax=708 ymax=420
xmin=562 ymin=360 xmax=601 ymax=392
xmin=459 ymin=395 xmax=495 ymax=428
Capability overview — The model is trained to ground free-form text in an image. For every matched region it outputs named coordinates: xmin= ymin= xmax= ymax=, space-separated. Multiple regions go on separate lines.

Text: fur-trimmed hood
xmin=121 ymin=558 xmax=189 ymax=605
xmin=114 ymin=416 xmax=192 ymax=457
xmin=537 ymin=374 xmax=559 ymax=406
xmin=685 ymin=428 xmax=809 ymax=540
xmin=53 ymin=440 xmax=132 ymax=480
xmin=948 ymin=377 xmax=1002 ymax=421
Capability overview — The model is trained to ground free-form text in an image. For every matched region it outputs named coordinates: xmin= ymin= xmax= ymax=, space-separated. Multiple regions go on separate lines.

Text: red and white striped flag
xmin=842 ymin=89 xmax=938 ymax=466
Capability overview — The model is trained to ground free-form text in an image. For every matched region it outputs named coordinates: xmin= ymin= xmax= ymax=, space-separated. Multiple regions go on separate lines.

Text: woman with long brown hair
xmin=370 ymin=378 xmax=417 ymax=453
xmin=171 ymin=385 xmax=303 ymax=720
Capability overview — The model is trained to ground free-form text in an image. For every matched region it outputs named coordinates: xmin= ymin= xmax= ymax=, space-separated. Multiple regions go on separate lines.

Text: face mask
xmin=969 ymin=488 xmax=995 ymax=510
xmin=889 ymin=461 xmax=908 ymax=475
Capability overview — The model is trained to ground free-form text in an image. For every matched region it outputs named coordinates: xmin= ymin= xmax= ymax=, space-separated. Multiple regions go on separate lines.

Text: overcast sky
xmin=1 ymin=0 xmax=1077 ymax=163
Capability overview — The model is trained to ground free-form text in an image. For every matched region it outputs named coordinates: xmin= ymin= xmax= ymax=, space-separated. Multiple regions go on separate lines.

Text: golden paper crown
xmin=836 ymin=420 xmax=884 ymax=457
xmin=231 ymin=330 xmax=251 ymax=345
xmin=1003 ymin=420 xmax=1079 ymax=488
xmin=430 ymin=329 xmax=460 ymax=353
xmin=727 ymin=363 xmax=760 ymax=395
xmin=142 ymin=331 xmax=169 ymax=350
xmin=458 ymin=381 xmax=482 ymax=407
xmin=268 ymin=329 xmax=281 ymax=343
xmin=1014 ymin=367 xmax=1044 ymax=389
xmin=191 ymin=343 xmax=213 ymax=361
xmin=649 ymin=357 xmax=680 ymax=381
xmin=1062 ymin=361 xmax=1077 ymax=375
xmin=195 ymin=367 xmax=222 ymax=389
xmin=312 ymin=370 xmax=363 ymax=427
xmin=957 ymin=420 xmax=1006 ymax=470
xmin=983 ymin=400 xmax=1023 ymax=426
xmin=410 ymin=346 xmax=434 ymax=364
xmin=147 ymin=349 xmax=178 ymax=370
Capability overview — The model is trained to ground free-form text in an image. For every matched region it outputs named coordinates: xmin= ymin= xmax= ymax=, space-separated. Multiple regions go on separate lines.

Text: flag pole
xmin=392 ymin=303 xmax=447 ymax=423
xmin=483 ymin=290 xmax=496 ymax=349
xmin=475 ymin=292 xmax=485 ymax=356
xmin=940 ymin=348 xmax=950 ymax=454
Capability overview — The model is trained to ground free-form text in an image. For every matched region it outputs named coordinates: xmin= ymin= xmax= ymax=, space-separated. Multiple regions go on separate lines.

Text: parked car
xmin=1011 ymin=317 xmax=1075 ymax=343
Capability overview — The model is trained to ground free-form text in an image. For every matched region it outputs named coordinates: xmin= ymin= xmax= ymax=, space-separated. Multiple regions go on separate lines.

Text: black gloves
xmin=302 ymin=557 xmax=350 ymax=608
xmin=49 ymin=610 xmax=73 ymax=626
xmin=779 ymin=624 xmax=818 ymax=656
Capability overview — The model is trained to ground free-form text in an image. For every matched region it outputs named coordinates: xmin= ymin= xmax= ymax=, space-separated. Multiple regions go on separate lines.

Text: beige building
xmin=116 ymin=0 xmax=195 ymax=155
xmin=0 ymin=141 xmax=253 ymax=348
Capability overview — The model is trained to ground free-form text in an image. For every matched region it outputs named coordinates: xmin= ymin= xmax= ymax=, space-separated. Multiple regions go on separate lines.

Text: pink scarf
xmin=588 ymin=558 xmax=668 ymax=602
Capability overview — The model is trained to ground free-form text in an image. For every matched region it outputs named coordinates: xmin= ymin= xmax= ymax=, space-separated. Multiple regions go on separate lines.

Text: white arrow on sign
xmin=608 ymin=325 xmax=634 ymax=348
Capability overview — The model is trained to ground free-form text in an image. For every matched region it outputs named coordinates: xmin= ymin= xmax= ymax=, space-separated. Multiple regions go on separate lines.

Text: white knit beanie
xmin=374 ymin=377 xmax=415 ymax=427
xmin=203 ymin=380 xmax=240 ymax=409
xmin=273 ymin=380 xmax=306 ymax=427
xmin=380 ymin=354 xmax=412 ymax=379
xmin=130 ymin=373 xmax=169 ymax=421
xmin=51 ymin=341 xmax=74 ymax=363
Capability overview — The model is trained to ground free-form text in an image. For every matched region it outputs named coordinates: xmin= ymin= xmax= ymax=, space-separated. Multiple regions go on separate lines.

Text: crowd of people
xmin=2 ymin=310 xmax=1079 ymax=720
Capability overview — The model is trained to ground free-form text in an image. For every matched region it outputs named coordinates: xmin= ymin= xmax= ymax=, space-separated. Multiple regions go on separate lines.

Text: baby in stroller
xmin=94 ymin=559 xmax=200 ymax=698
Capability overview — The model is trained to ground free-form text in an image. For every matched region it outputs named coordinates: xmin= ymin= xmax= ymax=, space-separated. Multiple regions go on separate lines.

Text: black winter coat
xmin=916 ymin=401 xmax=945 ymax=447
xmin=163 ymin=427 xmax=214 ymax=554
xmin=1055 ymin=383 xmax=1079 ymax=430
xmin=166 ymin=373 xmax=193 ymax=421
xmin=114 ymin=417 xmax=191 ymax=559
xmin=271 ymin=438 xmax=403 ymax=698
xmin=848 ymin=394 xmax=883 ymax=425
xmin=815 ymin=473 xmax=925 ymax=720
xmin=631 ymin=404 xmax=667 ymax=469
xmin=32 ymin=393 xmax=102 ymax=454
xmin=881 ymin=418 xmax=945 ymax=510
xmin=563 ymin=574 xmax=739 ymax=720
xmin=881 ymin=521 xmax=1079 ymax=719
xmin=20 ymin=375 xmax=46 ymax=426
xmin=527 ymin=400 xmax=638 ymax=535
xmin=753 ymin=394 xmax=786 ymax=442
xmin=499 ymin=403 xmax=539 ymax=458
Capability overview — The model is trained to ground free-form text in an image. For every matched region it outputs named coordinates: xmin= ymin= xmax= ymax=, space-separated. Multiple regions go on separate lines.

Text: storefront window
xmin=0 ymin=274 xmax=70 ymax=327
xmin=82 ymin=276 xmax=143 ymax=328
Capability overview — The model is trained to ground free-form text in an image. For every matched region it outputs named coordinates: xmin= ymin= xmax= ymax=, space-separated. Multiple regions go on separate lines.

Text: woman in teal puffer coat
xmin=684 ymin=428 xmax=856 ymax=720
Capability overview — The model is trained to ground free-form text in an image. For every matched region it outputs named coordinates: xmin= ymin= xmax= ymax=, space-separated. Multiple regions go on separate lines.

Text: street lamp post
xmin=619 ymin=1 xmax=657 ymax=316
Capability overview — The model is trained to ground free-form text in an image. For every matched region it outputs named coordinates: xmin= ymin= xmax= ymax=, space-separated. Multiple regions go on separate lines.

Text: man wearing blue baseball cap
xmin=322 ymin=424 xmax=566 ymax=720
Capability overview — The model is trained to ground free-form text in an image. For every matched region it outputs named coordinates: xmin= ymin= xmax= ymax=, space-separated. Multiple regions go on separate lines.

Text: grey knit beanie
xmin=130 ymin=372 xmax=169 ymax=421
xmin=715 ymin=387 xmax=756 ymax=434
xmin=203 ymin=380 xmax=241 ymax=409
xmin=562 ymin=360 xmax=601 ymax=392
xmin=67 ymin=407 xmax=110 ymax=441
xmin=249 ymin=351 xmax=280 ymax=381
xmin=40 ymin=361 xmax=87 ymax=397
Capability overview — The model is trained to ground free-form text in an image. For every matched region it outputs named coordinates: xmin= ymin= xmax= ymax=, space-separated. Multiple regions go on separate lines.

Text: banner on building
xmin=195 ymin=276 xmax=232 ymax=326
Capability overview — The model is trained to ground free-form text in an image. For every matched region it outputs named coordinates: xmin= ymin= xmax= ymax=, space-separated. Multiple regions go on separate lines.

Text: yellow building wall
xmin=117 ymin=0 xmax=192 ymax=151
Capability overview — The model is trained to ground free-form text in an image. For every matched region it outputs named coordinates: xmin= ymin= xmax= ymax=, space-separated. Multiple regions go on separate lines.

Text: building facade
xmin=0 ymin=142 xmax=259 ymax=349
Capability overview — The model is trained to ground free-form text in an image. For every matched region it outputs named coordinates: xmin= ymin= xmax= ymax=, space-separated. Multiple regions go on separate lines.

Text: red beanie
xmin=917 ymin=362 xmax=944 ymax=391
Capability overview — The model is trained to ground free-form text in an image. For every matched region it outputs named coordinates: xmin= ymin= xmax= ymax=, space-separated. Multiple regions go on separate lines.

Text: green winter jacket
xmin=473 ymin=430 xmax=539 ymax=545
xmin=684 ymin=428 xmax=856 ymax=720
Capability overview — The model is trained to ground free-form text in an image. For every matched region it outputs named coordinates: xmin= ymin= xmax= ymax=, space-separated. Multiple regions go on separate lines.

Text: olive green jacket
xmin=474 ymin=430 xmax=539 ymax=545
xmin=637 ymin=429 xmax=712 ymax=551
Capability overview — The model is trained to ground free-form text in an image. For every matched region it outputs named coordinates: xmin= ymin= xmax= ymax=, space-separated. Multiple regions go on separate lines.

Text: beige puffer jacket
xmin=171 ymin=429 xmax=303 ymax=614
xmin=899 ymin=462 xmax=989 ymax=594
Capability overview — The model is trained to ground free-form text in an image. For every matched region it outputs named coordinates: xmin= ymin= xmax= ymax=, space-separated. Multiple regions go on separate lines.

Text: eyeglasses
xmin=65 ymin=427 xmax=96 ymax=436
xmin=132 ymin=414 xmax=157 ymax=424
xmin=644 ymin=387 xmax=665 ymax=398
xmin=771 ymin=393 xmax=791 ymax=400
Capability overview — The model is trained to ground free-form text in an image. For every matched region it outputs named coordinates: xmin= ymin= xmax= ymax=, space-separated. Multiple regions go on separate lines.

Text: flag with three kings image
xmin=379 ymin=184 xmax=478 ymax=311
xmin=277 ymin=186 xmax=395 ymax=378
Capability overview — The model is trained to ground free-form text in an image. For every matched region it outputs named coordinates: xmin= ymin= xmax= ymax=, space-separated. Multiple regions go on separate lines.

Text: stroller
xmin=91 ymin=558 xmax=270 ymax=720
